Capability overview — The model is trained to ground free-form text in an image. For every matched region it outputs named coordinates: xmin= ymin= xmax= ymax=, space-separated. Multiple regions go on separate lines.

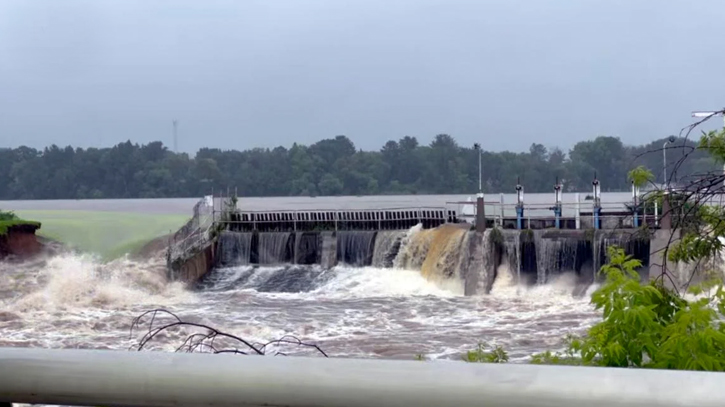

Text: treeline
xmin=0 ymin=134 xmax=718 ymax=199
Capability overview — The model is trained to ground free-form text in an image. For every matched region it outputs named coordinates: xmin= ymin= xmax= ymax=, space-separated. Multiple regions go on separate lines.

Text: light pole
xmin=663 ymin=140 xmax=670 ymax=188
xmin=692 ymin=110 xmax=725 ymax=128
xmin=473 ymin=143 xmax=485 ymax=231
xmin=662 ymin=136 xmax=676 ymax=189
xmin=474 ymin=143 xmax=482 ymax=195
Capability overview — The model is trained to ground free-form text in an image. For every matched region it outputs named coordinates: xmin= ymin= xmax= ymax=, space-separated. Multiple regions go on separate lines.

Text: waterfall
xmin=502 ymin=230 xmax=521 ymax=284
xmin=393 ymin=224 xmax=492 ymax=294
xmin=257 ymin=232 xmax=292 ymax=265
xmin=592 ymin=231 xmax=651 ymax=284
xmin=461 ymin=230 xmax=494 ymax=295
xmin=216 ymin=231 xmax=252 ymax=267
xmin=420 ymin=225 xmax=468 ymax=280
xmin=200 ymin=265 xmax=330 ymax=293
xmin=372 ymin=230 xmax=405 ymax=268
xmin=533 ymin=231 xmax=582 ymax=284
xmin=393 ymin=224 xmax=433 ymax=270
xmin=320 ymin=232 xmax=337 ymax=269
xmin=337 ymin=231 xmax=377 ymax=267
xmin=295 ymin=232 xmax=320 ymax=265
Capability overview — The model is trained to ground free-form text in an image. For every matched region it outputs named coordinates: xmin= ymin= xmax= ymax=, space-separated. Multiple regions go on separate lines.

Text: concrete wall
xmin=172 ymin=242 xmax=215 ymax=285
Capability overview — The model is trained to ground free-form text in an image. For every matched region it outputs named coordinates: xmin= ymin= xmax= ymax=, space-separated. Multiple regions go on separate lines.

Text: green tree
xmin=627 ymin=166 xmax=654 ymax=189
xmin=0 ymin=133 xmax=718 ymax=199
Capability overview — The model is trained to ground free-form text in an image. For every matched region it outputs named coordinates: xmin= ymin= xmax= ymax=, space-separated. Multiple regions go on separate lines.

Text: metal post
xmin=553 ymin=179 xmax=562 ymax=229
xmin=593 ymin=177 xmax=601 ymax=230
xmin=662 ymin=136 xmax=675 ymax=188
xmin=632 ymin=181 xmax=639 ymax=228
xmin=654 ymin=199 xmax=659 ymax=227
xmin=515 ymin=180 xmax=524 ymax=230
xmin=575 ymin=192 xmax=580 ymax=230
xmin=663 ymin=141 xmax=668 ymax=187
xmin=478 ymin=146 xmax=482 ymax=193
xmin=499 ymin=193 xmax=504 ymax=227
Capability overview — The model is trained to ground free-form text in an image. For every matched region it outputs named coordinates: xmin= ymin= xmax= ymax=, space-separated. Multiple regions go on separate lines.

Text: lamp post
xmin=473 ymin=143 xmax=485 ymax=232
xmin=692 ymin=110 xmax=725 ymax=127
xmin=473 ymin=143 xmax=482 ymax=195
xmin=663 ymin=136 xmax=676 ymax=189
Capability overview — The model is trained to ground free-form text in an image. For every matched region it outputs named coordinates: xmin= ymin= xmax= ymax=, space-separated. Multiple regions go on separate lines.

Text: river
xmin=0 ymin=195 xmax=607 ymax=362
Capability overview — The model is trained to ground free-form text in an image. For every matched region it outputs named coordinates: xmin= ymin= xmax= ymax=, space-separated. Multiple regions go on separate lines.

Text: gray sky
xmin=1 ymin=0 xmax=724 ymax=154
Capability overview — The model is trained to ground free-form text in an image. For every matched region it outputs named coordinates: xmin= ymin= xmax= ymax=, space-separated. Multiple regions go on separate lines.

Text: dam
xmin=167 ymin=189 xmax=663 ymax=296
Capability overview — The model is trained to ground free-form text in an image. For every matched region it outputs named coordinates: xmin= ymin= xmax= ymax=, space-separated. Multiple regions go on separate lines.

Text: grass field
xmin=14 ymin=210 xmax=189 ymax=260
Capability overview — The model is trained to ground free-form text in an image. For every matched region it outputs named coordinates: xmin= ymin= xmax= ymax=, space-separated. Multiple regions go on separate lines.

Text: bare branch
xmin=129 ymin=308 xmax=327 ymax=358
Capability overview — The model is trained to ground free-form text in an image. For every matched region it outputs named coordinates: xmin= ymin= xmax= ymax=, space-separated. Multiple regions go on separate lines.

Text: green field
xmin=14 ymin=210 xmax=189 ymax=260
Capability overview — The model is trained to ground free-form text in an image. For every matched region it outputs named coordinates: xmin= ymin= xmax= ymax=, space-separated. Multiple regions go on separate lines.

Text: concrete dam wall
xmin=204 ymin=225 xmax=651 ymax=296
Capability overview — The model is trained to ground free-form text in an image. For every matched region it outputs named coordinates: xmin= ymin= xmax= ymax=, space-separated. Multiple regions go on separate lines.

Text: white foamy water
xmin=0 ymin=251 xmax=600 ymax=361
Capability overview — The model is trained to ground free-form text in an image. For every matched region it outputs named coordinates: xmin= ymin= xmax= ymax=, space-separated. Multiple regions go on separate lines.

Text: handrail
xmin=223 ymin=206 xmax=451 ymax=214
xmin=0 ymin=347 xmax=724 ymax=407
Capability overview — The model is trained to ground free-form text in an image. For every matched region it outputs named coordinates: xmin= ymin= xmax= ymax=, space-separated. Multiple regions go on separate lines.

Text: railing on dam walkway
xmin=218 ymin=207 xmax=459 ymax=232
xmin=0 ymin=347 xmax=723 ymax=407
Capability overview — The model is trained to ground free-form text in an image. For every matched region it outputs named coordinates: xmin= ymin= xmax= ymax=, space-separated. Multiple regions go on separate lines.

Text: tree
xmin=627 ymin=166 xmax=654 ymax=189
xmin=568 ymin=136 xmax=627 ymax=191
xmin=0 ymin=133 xmax=718 ymax=199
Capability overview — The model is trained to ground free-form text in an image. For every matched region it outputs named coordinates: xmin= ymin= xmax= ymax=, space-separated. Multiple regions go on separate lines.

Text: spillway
xmin=200 ymin=226 xmax=652 ymax=296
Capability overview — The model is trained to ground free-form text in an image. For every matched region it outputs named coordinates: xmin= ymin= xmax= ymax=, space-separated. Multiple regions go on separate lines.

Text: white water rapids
xmin=0 ymin=250 xmax=601 ymax=361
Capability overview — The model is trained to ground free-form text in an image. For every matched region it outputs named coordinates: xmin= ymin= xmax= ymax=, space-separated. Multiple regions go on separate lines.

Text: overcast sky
xmin=1 ymin=0 xmax=724 ymax=154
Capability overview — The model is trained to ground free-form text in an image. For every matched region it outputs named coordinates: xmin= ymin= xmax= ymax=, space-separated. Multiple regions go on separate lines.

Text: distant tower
xmin=173 ymin=120 xmax=178 ymax=153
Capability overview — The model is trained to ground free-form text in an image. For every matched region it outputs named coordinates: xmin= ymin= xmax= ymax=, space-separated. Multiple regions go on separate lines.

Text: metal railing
xmin=214 ymin=206 xmax=455 ymax=232
xmin=166 ymin=195 xmax=231 ymax=268
xmin=0 ymin=347 xmax=724 ymax=407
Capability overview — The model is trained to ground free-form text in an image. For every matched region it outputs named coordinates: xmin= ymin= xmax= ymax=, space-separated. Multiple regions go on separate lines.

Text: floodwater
xmin=0 ymin=195 xmax=606 ymax=365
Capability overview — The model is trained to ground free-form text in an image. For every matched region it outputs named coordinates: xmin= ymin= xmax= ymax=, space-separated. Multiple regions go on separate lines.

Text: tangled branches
xmin=632 ymin=108 xmax=725 ymax=293
xmin=130 ymin=309 xmax=328 ymax=357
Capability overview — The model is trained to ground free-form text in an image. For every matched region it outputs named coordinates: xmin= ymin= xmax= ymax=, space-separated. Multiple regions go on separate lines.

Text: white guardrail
xmin=0 ymin=347 xmax=724 ymax=407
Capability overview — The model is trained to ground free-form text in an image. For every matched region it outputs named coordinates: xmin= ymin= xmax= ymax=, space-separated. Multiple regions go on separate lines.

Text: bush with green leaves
xmin=462 ymin=342 xmax=509 ymax=364
xmin=0 ymin=210 xmax=17 ymax=221
xmin=456 ymin=246 xmax=725 ymax=370
xmin=0 ymin=209 xmax=41 ymax=236
xmin=455 ymin=116 xmax=725 ymax=370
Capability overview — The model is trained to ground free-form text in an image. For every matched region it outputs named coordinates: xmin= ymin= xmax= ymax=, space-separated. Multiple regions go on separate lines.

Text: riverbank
xmin=0 ymin=212 xmax=43 ymax=260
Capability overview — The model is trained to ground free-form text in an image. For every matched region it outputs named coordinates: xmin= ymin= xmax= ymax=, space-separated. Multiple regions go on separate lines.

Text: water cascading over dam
xmin=209 ymin=226 xmax=651 ymax=296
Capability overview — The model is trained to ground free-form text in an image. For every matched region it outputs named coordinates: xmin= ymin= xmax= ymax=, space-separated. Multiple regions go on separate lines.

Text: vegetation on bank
xmin=0 ymin=210 xmax=41 ymax=236
xmin=455 ymin=245 xmax=725 ymax=370
xmin=12 ymin=210 xmax=187 ymax=260
xmin=0 ymin=134 xmax=718 ymax=200
xmin=453 ymin=117 xmax=725 ymax=371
